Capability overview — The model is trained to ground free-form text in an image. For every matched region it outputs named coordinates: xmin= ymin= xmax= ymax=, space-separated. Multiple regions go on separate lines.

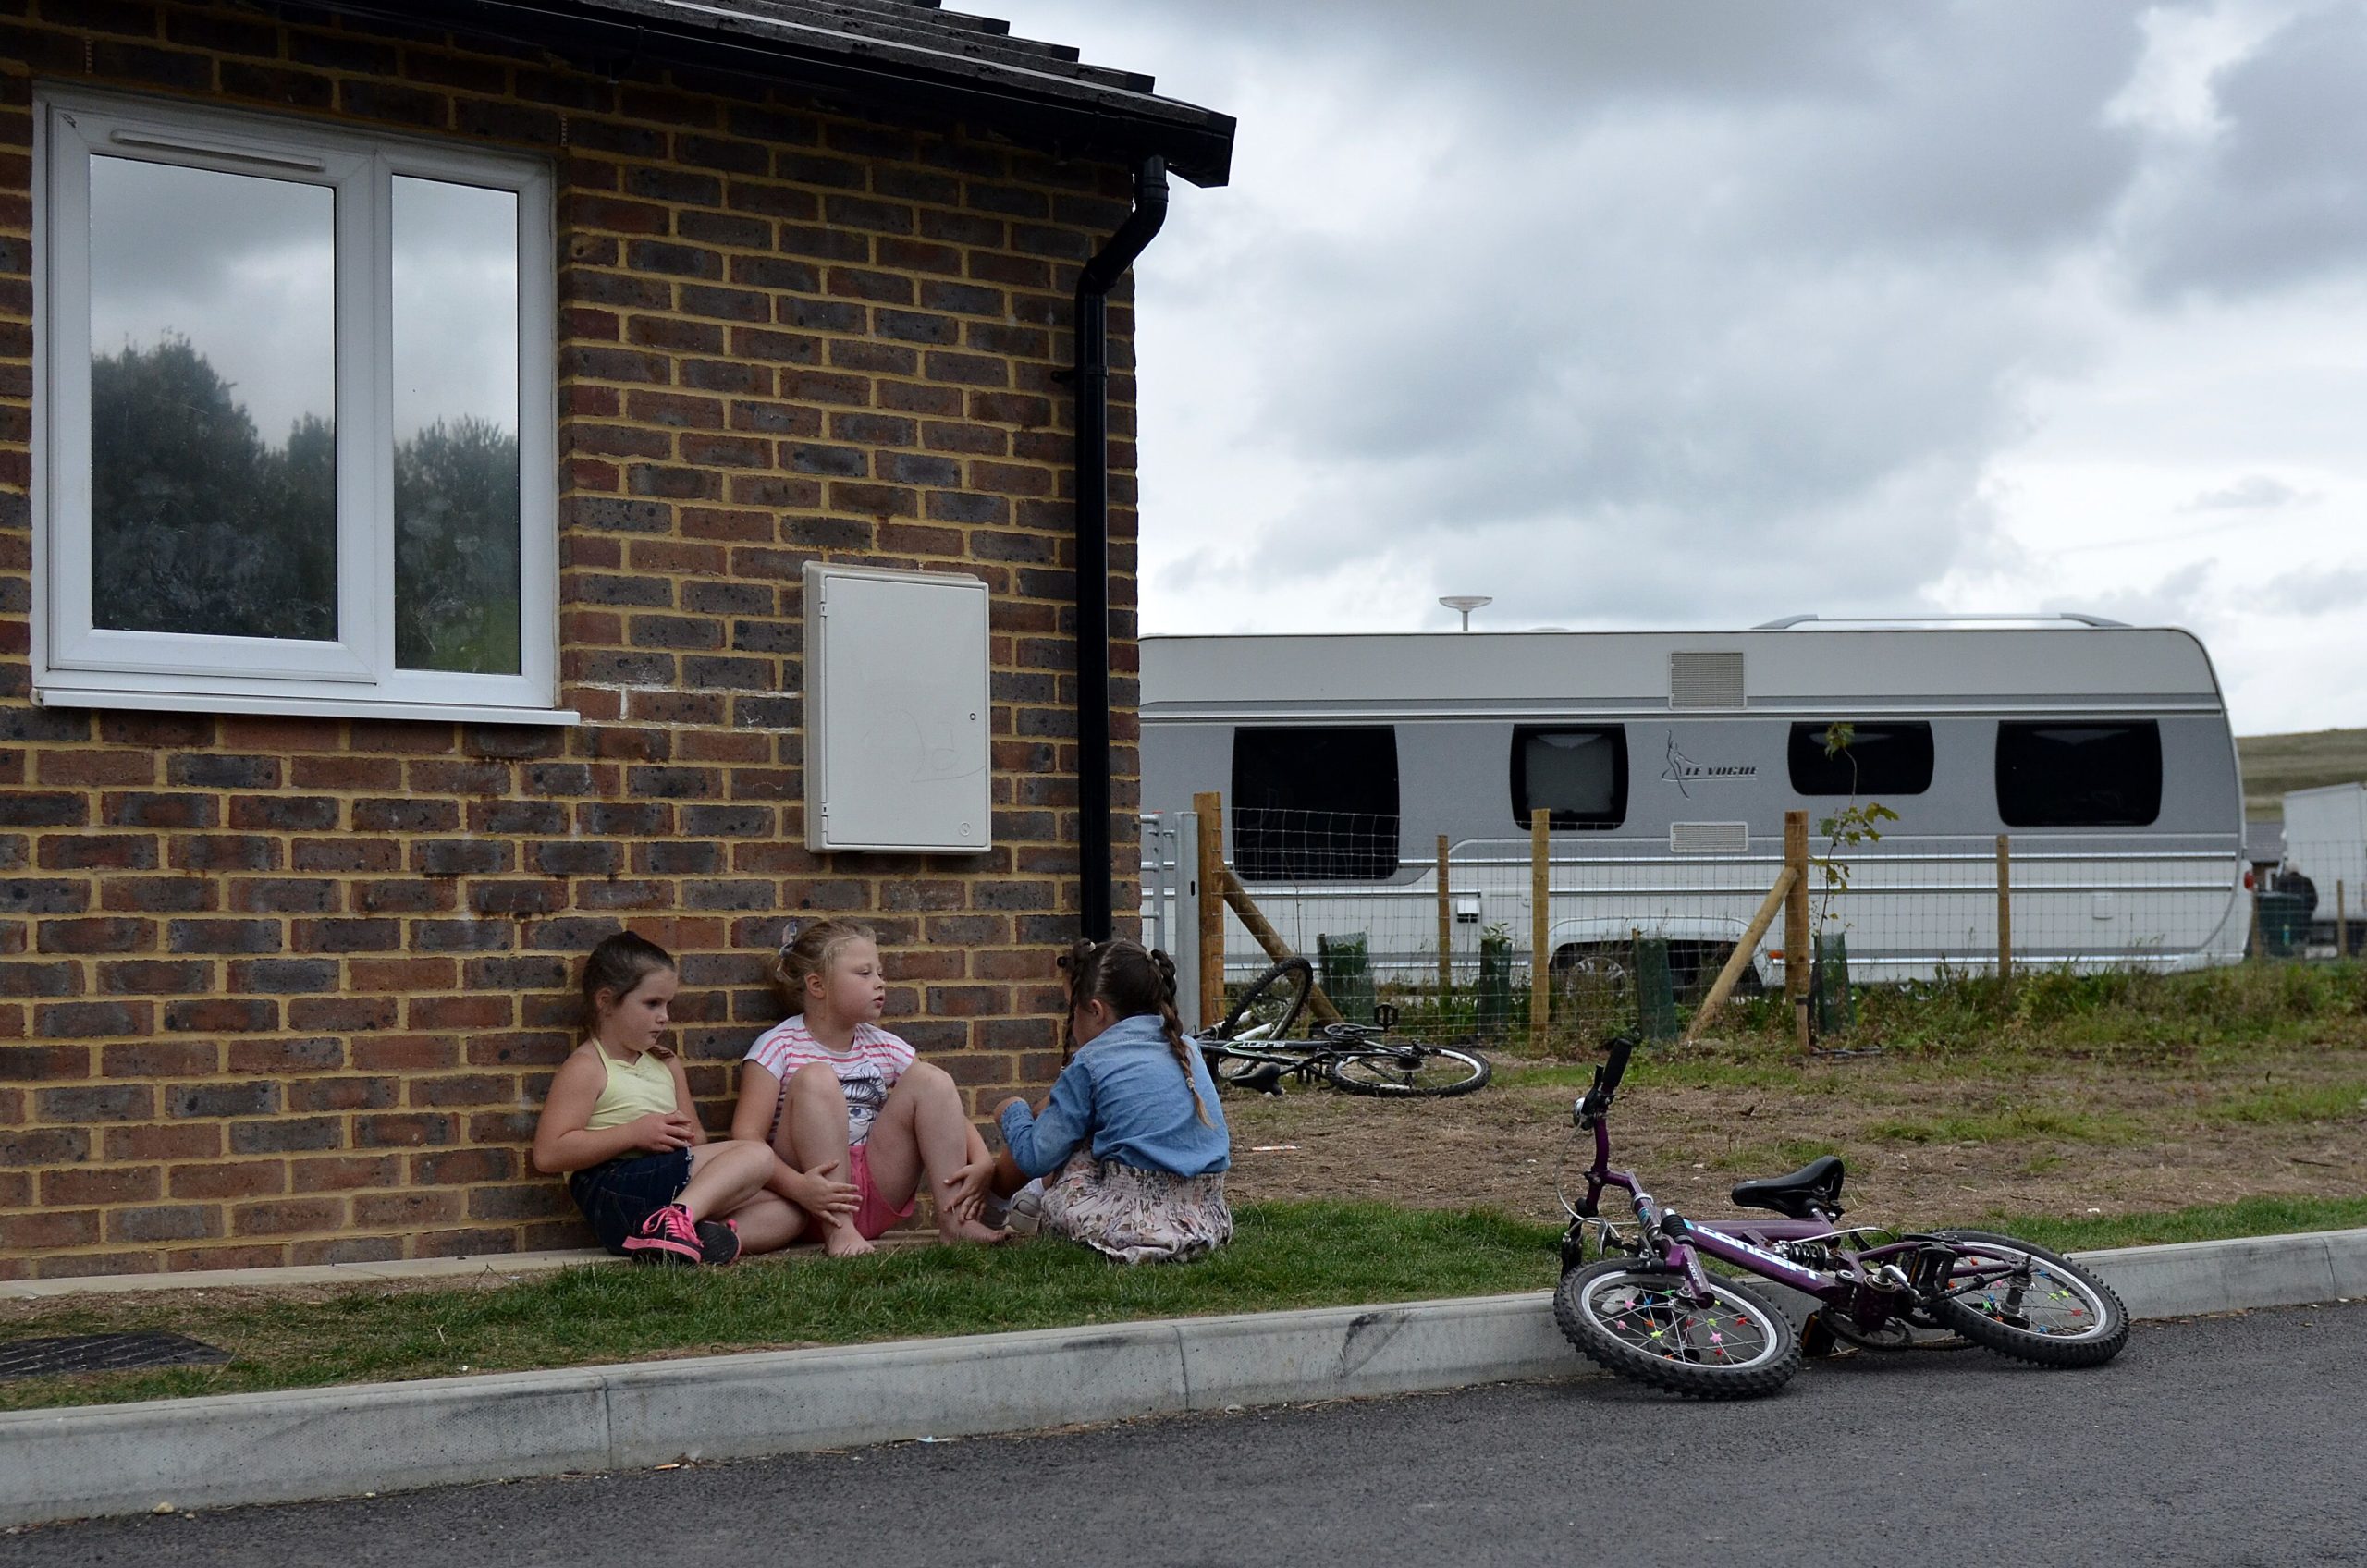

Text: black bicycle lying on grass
xmin=1194 ymin=957 xmax=1492 ymax=1098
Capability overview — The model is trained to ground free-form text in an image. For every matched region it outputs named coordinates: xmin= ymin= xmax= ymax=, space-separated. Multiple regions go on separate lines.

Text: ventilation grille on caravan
xmin=1669 ymin=651 xmax=1745 ymax=709
xmin=1670 ymin=821 xmax=1750 ymax=855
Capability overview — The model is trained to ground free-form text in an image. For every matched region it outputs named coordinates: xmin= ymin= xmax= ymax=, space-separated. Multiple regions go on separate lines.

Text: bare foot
xmin=822 ymin=1224 xmax=876 ymax=1258
xmin=938 ymin=1218 xmax=1009 ymax=1245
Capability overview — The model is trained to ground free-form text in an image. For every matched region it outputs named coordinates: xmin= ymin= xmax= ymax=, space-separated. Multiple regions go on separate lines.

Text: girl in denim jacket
xmin=991 ymin=938 xmax=1233 ymax=1264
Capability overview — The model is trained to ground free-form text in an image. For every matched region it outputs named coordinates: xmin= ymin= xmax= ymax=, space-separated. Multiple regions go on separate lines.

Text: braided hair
xmin=1058 ymin=937 xmax=1210 ymax=1127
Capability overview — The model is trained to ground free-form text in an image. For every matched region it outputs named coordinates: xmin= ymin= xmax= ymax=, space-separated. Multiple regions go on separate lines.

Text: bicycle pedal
xmin=1241 ymin=1063 xmax=1287 ymax=1095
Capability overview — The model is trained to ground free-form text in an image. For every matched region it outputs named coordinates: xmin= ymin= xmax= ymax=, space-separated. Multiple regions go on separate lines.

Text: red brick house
xmin=0 ymin=0 xmax=1234 ymax=1279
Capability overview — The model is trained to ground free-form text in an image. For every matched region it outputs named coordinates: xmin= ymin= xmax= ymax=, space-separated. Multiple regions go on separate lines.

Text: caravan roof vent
xmin=1670 ymin=651 xmax=1745 ymax=710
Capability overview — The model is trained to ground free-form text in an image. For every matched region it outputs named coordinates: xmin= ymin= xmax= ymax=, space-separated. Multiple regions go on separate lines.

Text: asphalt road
xmin=6 ymin=1302 xmax=2362 ymax=1568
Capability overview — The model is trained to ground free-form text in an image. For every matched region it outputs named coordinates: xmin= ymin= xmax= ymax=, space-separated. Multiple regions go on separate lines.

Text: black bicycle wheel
xmin=1322 ymin=1043 xmax=1491 ymax=1097
xmin=1925 ymin=1230 xmax=2128 ymax=1368
xmin=1554 ymin=1260 xmax=1800 ymax=1399
xmin=1215 ymin=957 xmax=1313 ymax=1042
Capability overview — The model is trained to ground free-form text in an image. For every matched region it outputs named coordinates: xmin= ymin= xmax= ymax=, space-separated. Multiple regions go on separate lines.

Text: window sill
xmin=33 ymin=684 xmax=581 ymax=729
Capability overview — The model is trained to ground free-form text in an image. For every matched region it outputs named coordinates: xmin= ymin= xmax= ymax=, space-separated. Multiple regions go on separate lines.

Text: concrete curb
xmin=4 ymin=1227 xmax=2362 ymax=1528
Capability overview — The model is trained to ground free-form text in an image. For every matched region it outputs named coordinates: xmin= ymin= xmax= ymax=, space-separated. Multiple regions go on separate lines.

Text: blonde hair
xmin=768 ymin=917 xmax=879 ymax=1014
xmin=1059 ymin=937 xmax=1210 ymax=1127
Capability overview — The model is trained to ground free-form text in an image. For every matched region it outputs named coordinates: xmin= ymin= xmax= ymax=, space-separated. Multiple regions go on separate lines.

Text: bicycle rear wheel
xmin=1216 ymin=957 xmax=1313 ymax=1042
xmin=1926 ymin=1230 xmax=2128 ymax=1367
xmin=1322 ymin=1043 xmax=1490 ymax=1097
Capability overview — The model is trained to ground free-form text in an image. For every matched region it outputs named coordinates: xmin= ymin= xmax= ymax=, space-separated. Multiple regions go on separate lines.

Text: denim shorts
xmin=568 ymin=1147 xmax=693 ymax=1254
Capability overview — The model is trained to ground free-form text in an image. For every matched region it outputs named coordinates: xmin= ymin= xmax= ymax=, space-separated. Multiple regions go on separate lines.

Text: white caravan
xmin=1141 ymin=618 xmax=2251 ymax=987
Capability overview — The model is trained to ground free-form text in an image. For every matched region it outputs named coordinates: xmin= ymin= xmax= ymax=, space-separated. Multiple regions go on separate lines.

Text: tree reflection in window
xmin=393 ymin=414 xmax=521 ymax=674
xmin=91 ymin=337 xmax=336 ymax=641
xmin=91 ymin=338 xmax=520 ymax=665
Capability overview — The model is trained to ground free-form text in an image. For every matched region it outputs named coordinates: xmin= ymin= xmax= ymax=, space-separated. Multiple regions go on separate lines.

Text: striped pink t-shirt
xmin=744 ymin=1017 xmax=915 ymax=1146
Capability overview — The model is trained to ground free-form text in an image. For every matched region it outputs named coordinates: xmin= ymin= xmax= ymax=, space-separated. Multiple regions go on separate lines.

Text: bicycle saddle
xmin=1729 ymin=1155 xmax=1846 ymax=1219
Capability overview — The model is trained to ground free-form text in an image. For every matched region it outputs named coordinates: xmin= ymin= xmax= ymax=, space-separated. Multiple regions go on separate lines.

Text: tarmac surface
xmin=6 ymin=1300 xmax=2361 ymax=1568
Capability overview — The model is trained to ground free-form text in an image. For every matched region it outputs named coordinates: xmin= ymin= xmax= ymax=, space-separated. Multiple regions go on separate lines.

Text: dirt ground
xmin=1220 ymin=1045 xmax=2367 ymax=1230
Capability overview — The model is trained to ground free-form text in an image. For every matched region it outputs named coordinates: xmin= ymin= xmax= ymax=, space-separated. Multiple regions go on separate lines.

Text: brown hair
xmin=767 ymin=917 xmax=879 ymax=1014
xmin=1058 ymin=937 xmax=1210 ymax=1127
xmin=580 ymin=931 xmax=679 ymax=1057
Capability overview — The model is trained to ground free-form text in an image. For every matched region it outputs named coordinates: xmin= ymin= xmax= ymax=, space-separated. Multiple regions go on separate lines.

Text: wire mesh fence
xmin=1146 ymin=802 xmax=2286 ymax=1057
xmin=2260 ymin=839 xmax=2366 ymax=961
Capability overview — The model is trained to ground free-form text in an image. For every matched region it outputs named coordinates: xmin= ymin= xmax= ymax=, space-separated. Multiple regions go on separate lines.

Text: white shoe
xmin=987 ymin=1178 xmax=1044 ymax=1236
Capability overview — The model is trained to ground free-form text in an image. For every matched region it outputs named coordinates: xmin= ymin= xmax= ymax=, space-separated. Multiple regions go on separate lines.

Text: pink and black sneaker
xmin=623 ymin=1203 xmax=702 ymax=1265
xmin=696 ymin=1217 xmax=741 ymax=1266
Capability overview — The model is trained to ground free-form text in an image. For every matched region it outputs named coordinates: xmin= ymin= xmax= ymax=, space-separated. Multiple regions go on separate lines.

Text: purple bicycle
xmin=1554 ymin=1034 xmax=2129 ymax=1399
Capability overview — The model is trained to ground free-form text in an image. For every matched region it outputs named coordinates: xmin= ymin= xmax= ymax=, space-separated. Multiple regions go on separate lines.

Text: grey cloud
xmin=2261 ymin=565 xmax=2367 ymax=619
xmin=2186 ymin=474 xmax=2312 ymax=510
xmin=2127 ymin=2 xmax=2367 ymax=298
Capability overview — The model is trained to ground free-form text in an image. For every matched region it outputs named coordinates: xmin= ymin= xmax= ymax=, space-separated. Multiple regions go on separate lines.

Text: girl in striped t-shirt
xmin=730 ymin=919 xmax=1004 ymax=1256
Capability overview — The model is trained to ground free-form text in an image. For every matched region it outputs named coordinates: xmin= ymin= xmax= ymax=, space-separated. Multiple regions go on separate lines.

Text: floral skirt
xmin=1040 ymin=1151 xmax=1233 ymax=1265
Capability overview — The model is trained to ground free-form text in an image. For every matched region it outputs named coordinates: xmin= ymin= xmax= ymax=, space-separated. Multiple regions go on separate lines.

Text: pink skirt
xmin=1039 ymin=1151 xmax=1233 ymax=1265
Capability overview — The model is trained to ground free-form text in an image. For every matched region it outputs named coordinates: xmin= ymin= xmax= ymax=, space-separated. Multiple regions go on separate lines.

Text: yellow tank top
xmin=585 ymin=1045 xmax=680 ymax=1132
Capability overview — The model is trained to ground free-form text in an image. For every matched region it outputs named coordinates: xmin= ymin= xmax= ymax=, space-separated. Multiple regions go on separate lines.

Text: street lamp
xmin=1439 ymin=595 xmax=1492 ymax=631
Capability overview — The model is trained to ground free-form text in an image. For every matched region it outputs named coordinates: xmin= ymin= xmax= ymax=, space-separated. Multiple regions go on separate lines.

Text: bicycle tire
xmin=1321 ymin=1043 xmax=1491 ymax=1097
xmin=1925 ymin=1230 xmax=2128 ymax=1368
xmin=1215 ymin=957 xmax=1313 ymax=1043
xmin=1554 ymin=1260 xmax=1800 ymax=1399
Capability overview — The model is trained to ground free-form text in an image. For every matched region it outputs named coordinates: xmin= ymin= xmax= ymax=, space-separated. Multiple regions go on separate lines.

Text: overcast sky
xmin=990 ymin=0 xmax=2367 ymax=737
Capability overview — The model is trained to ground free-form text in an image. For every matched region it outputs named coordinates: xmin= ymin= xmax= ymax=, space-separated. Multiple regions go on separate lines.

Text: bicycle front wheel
xmin=1216 ymin=957 xmax=1313 ymax=1042
xmin=1926 ymin=1230 xmax=2128 ymax=1368
xmin=1554 ymin=1261 xmax=1800 ymax=1399
xmin=1322 ymin=1043 xmax=1491 ymax=1097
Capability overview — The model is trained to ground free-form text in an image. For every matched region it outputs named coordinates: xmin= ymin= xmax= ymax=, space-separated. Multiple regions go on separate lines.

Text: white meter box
xmin=803 ymin=563 xmax=992 ymax=853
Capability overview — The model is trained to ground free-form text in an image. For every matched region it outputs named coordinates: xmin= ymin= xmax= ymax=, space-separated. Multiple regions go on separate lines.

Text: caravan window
xmin=1995 ymin=721 xmax=2163 ymax=827
xmin=1787 ymin=722 xmax=1935 ymax=795
xmin=1512 ymin=727 xmax=1628 ymax=829
xmin=1230 ymin=727 xmax=1400 ymax=880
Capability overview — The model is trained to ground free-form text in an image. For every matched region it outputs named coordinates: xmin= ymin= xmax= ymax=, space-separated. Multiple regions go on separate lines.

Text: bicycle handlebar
xmin=1575 ymin=1032 xmax=1638 ymax=1128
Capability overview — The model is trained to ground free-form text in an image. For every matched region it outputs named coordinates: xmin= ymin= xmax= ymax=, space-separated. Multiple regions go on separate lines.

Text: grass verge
xmin=6 ymin=1193 xmax=2367 ymax=1415
xmin=0 ymin=1202 xmax=1559 ymax=1415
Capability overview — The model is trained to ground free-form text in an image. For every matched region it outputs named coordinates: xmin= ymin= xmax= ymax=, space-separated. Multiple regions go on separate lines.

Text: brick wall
xmin=0 ymin=0 xmax=1147 ymax=1278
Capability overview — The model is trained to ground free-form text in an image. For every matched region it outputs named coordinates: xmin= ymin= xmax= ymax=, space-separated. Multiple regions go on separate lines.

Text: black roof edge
xmin=265 ymin=0 xmax=1234 ymax=186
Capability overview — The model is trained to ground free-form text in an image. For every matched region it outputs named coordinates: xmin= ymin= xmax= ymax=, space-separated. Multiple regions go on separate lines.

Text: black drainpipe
xmin=1073 ymin=155 xmax=1170 ymax=942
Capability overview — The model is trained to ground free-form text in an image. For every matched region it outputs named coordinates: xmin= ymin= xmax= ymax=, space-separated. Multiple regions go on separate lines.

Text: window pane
xmin=1513 ymin=727 xmax=1628 ymax=829
xmin=88 ymin=155 xmax=336 ymax=640
xmin=392 ymin=177 xmax=521 ymax=675
xmin=1230 ymin=727 xmax=1400 ymax=880
xmin=1787 ymin=722 xmax=1935 ymax=795
xmin=1995 ymin=721 xmax=2163 ymax=827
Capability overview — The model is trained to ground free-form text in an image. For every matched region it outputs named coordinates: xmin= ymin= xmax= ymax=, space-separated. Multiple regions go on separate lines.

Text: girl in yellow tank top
xmin=531 ymin=933 xmax=853 ymax=1263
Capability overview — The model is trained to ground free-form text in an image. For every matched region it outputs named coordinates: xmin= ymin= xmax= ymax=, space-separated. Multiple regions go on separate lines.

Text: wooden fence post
xmin=1530 ymin=807 xmax=1551 ymax=1049
xmin=1194 ymin=790 xmax=1224 ymax=1031
xmin=1996 ymin=832 xmax=2013 ymax=983
xmin=1436 ymin=834 xmax=1453 ymax=999
xmin=1783 ymin=810 xmax=1809 ymax=1051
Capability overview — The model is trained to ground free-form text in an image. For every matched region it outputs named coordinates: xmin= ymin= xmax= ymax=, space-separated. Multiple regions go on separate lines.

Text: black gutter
xmin=265 ymin=0 xmax=1233 ymax=186
xmin=1073 ymin=155 xmax=1169 ymax=942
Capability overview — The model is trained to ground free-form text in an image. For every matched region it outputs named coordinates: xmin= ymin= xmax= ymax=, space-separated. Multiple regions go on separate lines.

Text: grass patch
xmin=2201 ymin=1081 xmax=2367 ymax=1126
xmin=1706 ymin=962 xmax=2367 ymax=1058
xmin=1865 ymin=1105 xmax=2144 ymax=1145
xmin=1974 ymin=1194 xmax=2367 ymax=1253
xmin=0 ymin=1202 xmax=1561 ymax=1415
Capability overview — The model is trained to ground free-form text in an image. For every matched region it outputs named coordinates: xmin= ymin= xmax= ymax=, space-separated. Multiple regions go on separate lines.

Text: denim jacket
xmin=996 ymin=1012 xmax=1231 ymax=1180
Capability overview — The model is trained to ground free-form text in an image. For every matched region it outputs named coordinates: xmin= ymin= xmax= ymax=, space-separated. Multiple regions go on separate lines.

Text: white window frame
xmin=32 ymin=87 xmax=570 ymax=725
